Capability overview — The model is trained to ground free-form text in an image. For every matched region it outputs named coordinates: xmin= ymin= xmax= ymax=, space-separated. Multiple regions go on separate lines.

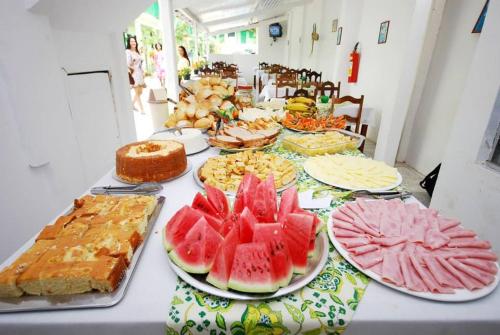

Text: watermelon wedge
xmin=278 ymin=186 xmax=299 ymax=223
xmin=163 ymin=206 xmax=203 ymax=251
xmin=238 ymin=207 xmax=257 ymax=243
xmin=233 ymin=174 xmax=260 ymax=214
xmin=283 ymin=213 xmax=314 ymax=274
xmin=192 ymin=192 xmax=218 ymax=217
xmin=169 ymin=217 xmax=223 ymax=273
xmin=206 ymin=184 xmax=230 ymax=219
xmin=253 ymin=223 xmax=293 ymax=287
xmin=293 ymin=208 xmax=320 ymax=257
xmin=251 ymin=179 xmax=276 ymax=222
xmin=206 ymin=224 xmax=240 ymax=290
xmin=263 ymin=174 xmax=278 ymax=221
xmin=228 ymin=242 xmax=278 ymax=293
xmin=220 ymin=212 xmax=240 ymax=237
xmin=195 ymin=209 xmax=223 ymax=232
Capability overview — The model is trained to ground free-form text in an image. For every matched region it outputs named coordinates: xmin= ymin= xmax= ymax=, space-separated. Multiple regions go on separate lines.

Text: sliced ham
xmin=444 ymin=229 xmax=476 ymax=238
xmin=333 ymin=219 xmax=363 ymax=233
xmin=448 ymin=258 xmax=495 ymax=286
xmin=436 ymin=256 xmax=484 ymax=291
xmin=449 ymin=237 xmax=479 ymax=244
xmin=332 ymin=211 xmax=353 ymax=223
xmin=398 ymin=253 xmax=427 ymax=292
xmin=370 ymin=236 xmax=407 ymax=247
xmin=400 ymin=213 xmax=414 ymax=237
xmin=407 ymin=222 xmax=426 ymax=243
xmin=422 ymin=255 xmax=463 ymax=289
xmin=384 ymin=242 xmax=407 ymax=253
xmin=404 ymin=203 xmax=421 ymax=216
xmin=333 ymin=228 xmax=363 ymax=238
xmin=453 ymin=249 xmax=498 ymax=261
xmin=447 ymin=240 xmax=491 ymax=249
xmin=337 ymin=237 xmax=369 ymax=249
xmin=439 ymin=217 xmax=461 ymax=232
xmin=351 ymin=249 xmax=383 ymax=269
xmin=349 ymin=244 xmax=379 ymax=256
xmin=459 ymin=258 xmax=498 ymax=275
xmin=423 ymin=229 xmax=450 ymax=250
xmin=352 ymin=216 xmax=380 ymax=237
xmin=382 ymin=252 xmax=404 ymax=286
xmin=379 ymin=211 xmax=401 ymax=237
xmin=368 ymin=261 xmax=383 ymax=276
xmin=409 ymin=254 xmax=454 ymax=293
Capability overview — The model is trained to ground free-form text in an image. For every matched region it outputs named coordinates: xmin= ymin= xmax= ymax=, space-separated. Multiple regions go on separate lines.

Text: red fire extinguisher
xmin=348 ymin=42 xmax=360 ymax=83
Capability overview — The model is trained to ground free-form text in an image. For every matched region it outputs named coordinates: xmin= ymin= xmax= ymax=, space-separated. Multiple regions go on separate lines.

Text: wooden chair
xmin=199 ymin=66 xmax=218 ymax=77
xmin=334 ymin=95 xmax=364 ymax=134
xmin=220 ymin=68 xmax=238 ymax=86
xmin=276 ymin=72 xmax=298 ymax=98
xmin=297 ymin=68 xmax=311 ymax=81
xmin=292 ymin=89 xmax=313 ymax=98
xmin=259 ymin=62 xmax=269 ymax=69
xmin=226 ymin=64 xmax=238 ymax=70
xmin=307 ymin=71 xmax=322 ymax=84
xmin=212 ymin=61 xmax=226 ymax=69
xmin=316 ymin=81 xmax=341 ymax=99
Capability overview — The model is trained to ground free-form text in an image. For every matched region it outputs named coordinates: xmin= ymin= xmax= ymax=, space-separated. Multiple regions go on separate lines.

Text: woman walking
xmin=126 ymin=36 xmax=145 ymax=114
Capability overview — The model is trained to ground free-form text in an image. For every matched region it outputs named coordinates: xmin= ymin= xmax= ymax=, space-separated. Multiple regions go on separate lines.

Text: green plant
xmin=178 ymin=67 xmax=191 ymax=77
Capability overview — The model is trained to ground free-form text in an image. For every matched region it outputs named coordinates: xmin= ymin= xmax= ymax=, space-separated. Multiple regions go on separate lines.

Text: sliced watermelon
xmin=194 ymin=209 xmax=223 ymax=232
xmin=192 ymin=192 xmax=218 ymax=217
xmin=251 ymin=180 xmax=275 ymax=222
xmin=253 ymin=223 xmax=293 ymax=287
xmin=206 ymin=224 xmax=240 ymax=290
xmin=163 ymin=206 xmax=203 ymax=251
xmin=233 ymin=174 xmax=260 ymax=214
xmin=293 ymin=208 xmax=320 ymax=257
xmin=238 ymin=207 xmax=257 ymax=243
xmin=283 ymin=213 xmax=314 ymax=274
xmin=169 ymin=217 xmax=223 ymax=273
xmin=228 ymin=242 xmax=278 ymax=293
xmin=220 ymin=212 xmax=240 ymax=237
xmin=278 ymin=186 xmax=299 ymax=223
xmin=263 ymin=174 xmax=278 ymax=221
xmin=205 ymin=184 xmax=230 ymax=219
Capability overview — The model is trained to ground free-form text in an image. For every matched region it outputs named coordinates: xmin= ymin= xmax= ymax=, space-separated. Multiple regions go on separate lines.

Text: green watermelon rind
xmin=168 ymin=249 xmax=211 ymax=274
xmin=227 ymin=278 xmax=277 ymax=293
xmin=162 ymin=226 xmax=173 ymax=252
xmin=206 ymin=272 xmax=228 ymax=290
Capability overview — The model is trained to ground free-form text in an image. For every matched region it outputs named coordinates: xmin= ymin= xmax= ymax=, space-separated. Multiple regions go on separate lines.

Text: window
xmin=209 ymin=28 xmax=257 ymax=55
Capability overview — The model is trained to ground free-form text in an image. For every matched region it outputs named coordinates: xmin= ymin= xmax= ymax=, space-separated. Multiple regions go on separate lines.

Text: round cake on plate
xmin=150 ymin=128 xmax=207 ymax=155
xmin=116 ymin=140 xmax=187 ymax=183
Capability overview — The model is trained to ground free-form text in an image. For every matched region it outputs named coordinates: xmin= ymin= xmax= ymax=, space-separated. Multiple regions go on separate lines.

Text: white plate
xmin=326 ymin=205 xmax=499 ymax=302
xmin=193 ymin=162 xmax=297 ymax=196
xmin=166 ymin=232 xmax=329 ymax=300
xmin=113 ymin=160 xmax=192 ymax=185
xmin=304 ymin=162 xmax=403 ymax=192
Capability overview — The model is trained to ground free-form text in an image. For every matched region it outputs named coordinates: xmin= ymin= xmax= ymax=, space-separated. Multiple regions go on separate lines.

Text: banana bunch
xmin=285 ymin=97 xmax=317 ymax=117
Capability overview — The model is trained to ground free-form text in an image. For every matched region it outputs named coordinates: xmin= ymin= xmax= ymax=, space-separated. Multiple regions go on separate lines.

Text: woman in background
xmin=177 ymin=45 xmax=191 ymax=70
xmin=126 ymin=36 xmax=145 ymax=114
xmin=153 ymin=42 xmax=166 ymax=87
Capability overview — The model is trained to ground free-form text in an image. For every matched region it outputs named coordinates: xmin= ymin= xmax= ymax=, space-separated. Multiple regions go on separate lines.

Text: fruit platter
xmin=163 ymin=174 xmax=328 ymax=299
xmin=327 ymin=198 xmax=499 ymax=302
xmin=304 ymin=154 xmax=402 ymax=192
xmin=195 ymin=151 xmax=297 ymax=194
xmin=283 ymin=113 xmax=347 ymax=133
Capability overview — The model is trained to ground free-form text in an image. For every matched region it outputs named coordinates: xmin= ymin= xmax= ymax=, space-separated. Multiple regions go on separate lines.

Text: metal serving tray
xmin=0 ymin=196 xmax=165 ymax=313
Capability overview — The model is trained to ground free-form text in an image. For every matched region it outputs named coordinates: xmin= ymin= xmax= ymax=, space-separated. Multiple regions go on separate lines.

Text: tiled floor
xmin=363 ymin=140 xmax=431 ymax=206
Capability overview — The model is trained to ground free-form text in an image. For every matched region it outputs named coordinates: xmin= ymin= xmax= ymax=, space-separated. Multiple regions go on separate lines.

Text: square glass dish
xmin=282 ymin=129 xmax=365 ymax=156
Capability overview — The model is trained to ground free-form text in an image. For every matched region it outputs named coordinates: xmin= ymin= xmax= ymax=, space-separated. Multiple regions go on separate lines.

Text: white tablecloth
xmin=0 ymin=145 xmax=499 ymax=334
xmin=259 ymin=83 xmax=296 ymax=101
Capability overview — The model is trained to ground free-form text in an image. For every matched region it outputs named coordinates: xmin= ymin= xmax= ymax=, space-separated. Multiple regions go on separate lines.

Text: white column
xmin=204 ymin=32 xmax=210 ymax=59
xmin=374 ymin=0 xmax=436 ymax=165
xmin=194 ymin=23 xmax=199 ymax=60
xmin=158 ymin=0 xmax=179 ymax=109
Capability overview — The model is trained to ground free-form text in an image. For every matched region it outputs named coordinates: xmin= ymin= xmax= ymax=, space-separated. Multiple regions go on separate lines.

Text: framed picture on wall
xmin=332 ymin=19 xmax=338 ymax=32
xmin=337 ymin=27 xmax=342 ymax=45
xmin=378 ymin=20 xmax=390 ymax=44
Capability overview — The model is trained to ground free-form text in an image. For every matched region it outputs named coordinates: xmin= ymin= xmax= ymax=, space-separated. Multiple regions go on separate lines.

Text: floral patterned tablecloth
xmin=166 ymin=130 xmax=370 ymax=335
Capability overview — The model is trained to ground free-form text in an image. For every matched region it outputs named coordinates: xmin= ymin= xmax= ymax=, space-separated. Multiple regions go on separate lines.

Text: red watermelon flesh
xmin=233 ymin=174 xmax=260 ymax=214
xmin=194 ymin=209 xmax=223 ymax=232
xmin=253 ymin=223 xmax=293 ymax=287
xmin=169 ymin=217 xmax=223 ymax=273
xmin=283 ymin=213 xmax=314 ymax=274
xmin=164 ymin=206 xmax=203 ymax=251
xmin=263 ymin=174 xmax=278 ymax=221
xmin=228 ymin=242 xmax=278 ymax=293
xmin=238 ymin=207 xmax=257 ymax=243
xmin=220 ymin=212 xmax=240 ymax=237
xmin=205 ymin=184 xmax=230 ymax=219
xmin=293 ymin=208 xmax=320 ymax=257
xmin=251 ymin=181 xmax=275 ymax=222
xmin=278 ymin=186 xmax=299 ymax=223
xmin=206 ymin=225 xmax=240 ymax=290
xmin=192 ymin=192 xmax=218 ymax=217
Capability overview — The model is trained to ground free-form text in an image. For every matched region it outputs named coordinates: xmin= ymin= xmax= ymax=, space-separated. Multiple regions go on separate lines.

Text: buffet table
xmin=0 ymin=145 xmax=499 ymax=334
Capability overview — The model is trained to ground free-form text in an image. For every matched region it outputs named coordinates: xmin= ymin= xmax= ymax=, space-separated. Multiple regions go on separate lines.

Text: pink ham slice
xmin=459 ymin=258 xmax=498 ymax=275
xmin=368 ymin=261 xmax=383 ymax=275
xmin=337 ymin=237 xmax=369 ymax=249
xmin=349 ymin=244 xmax=379 ymax=256
xmin=408 ymin=217 xmax=426 ymax=243
xmin=351 ymin=249 xmax=383 ymax=269
xmin=450 ymin=249 xmax=498 ymax=261
xmin=370 ymin=236 xmax=407 ymax=247
xmin=436 ymin=256 xmax=484 ymax=291
xmin=404 ymin=203 xmax=420 ymax=215
xmin=333 ymin=228 xmax=363 ymax=238
xmin=333 ymin=219 xmax=363 ymax=233
xmin=398 ymin=253 xmax=427 ymax=292
xmin=352 ymin=216 xmax=380 ymax=237
xmin=424 ymin=229 xmax=450 ymax=250
xmin=447 ymin=240 xmax=491 ymax=249
xmin=448 ymin=258 xmax=495 ymax=286
xmin=382 ymin=252 xmax=404 ymax=286
xmin=439 ymin=217 xmax=461 ymax=232
xmin=445 ymin=229 xmax=476 ymax=238
xmin=332 ymin=211 xmax=353 ymax=223
xmin=422 ymin=255 xmax=463 ymax=289
xmin=379 ymin=211 xmax=401 ymax=237
xmin=409 ymin=254 xmax=454 ymax=293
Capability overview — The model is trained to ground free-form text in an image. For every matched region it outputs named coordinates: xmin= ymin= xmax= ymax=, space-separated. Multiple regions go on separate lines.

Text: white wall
xmin=0 ymin=0 xmax=143 ymax=261
xmin=399 ymin=0 xmax=483 ymax=174
xmin=431 ymin=0 xmax=500 ymax=254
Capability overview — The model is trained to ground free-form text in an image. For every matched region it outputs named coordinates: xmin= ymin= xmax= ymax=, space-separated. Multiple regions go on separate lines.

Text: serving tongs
xmin=351 ymin=190 xmax=411 ymax=200
xmin=90 ymin=182 xmax=163 ymax=195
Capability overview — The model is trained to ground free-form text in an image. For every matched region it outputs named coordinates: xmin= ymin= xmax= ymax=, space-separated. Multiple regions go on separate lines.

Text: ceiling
xmin=172 ymin=0 xmax=311 ymax=34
